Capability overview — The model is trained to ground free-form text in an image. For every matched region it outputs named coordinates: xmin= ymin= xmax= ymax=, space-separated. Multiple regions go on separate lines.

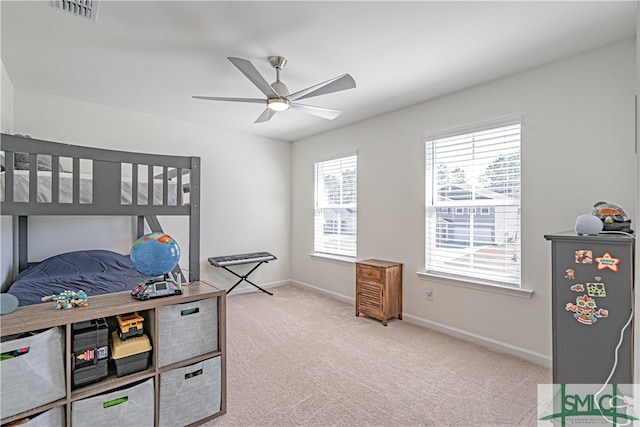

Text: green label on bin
xmin=104 ymin=396 xmax=128 ymax=408
xmin=1 ymin=346 xmax=30 ymax=361
xmin=185 ymin=368 xmax=203 ymax=379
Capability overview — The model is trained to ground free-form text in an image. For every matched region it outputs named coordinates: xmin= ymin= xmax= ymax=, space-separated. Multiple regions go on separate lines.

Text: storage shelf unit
xmin=355 ymin=259 xmax=403 ymax=326
xmin=0 ymin=281 xmax=226 ymax=426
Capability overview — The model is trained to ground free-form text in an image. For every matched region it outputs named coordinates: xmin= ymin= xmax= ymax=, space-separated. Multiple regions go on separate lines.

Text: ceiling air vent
xmin=55 ymin=0 xmax=99 ymax=22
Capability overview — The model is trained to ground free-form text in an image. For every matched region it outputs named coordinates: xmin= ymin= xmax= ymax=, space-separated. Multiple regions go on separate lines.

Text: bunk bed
xmin=0 ymin=133 xmax=201 ymax=306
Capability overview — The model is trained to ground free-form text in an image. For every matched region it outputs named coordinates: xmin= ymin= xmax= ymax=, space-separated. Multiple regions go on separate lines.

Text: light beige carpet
xmin=205 ymin=284 xmax=551 ymax=427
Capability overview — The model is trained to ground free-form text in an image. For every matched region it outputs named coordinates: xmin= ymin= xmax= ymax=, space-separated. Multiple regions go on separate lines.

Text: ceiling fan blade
xmin=290 ymin=103 xmax=342 ymax=120
xmin=228 ymin=57 xmax=279 ymax=98
xmin=287 ymin=74 xmax=356 ymax=102
xmin=192 ymin=96 xmax=265 ymax=104
xmin=255 ymin=108 xmax=277 ymax=123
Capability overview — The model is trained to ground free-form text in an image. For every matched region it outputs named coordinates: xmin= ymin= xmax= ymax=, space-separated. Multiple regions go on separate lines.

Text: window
xmin=314 ymin=154 xmax=357 ymax=258
xmin=425 ymin=118 xmax=521 ymax=286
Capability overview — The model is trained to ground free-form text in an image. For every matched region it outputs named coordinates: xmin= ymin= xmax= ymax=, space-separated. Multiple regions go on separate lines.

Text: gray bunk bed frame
xmin=1 ymin=133 xmax=201 ymax=280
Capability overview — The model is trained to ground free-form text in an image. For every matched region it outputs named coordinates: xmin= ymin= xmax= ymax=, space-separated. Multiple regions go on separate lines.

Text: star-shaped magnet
xmin=595 ymin=253 xmax=620 ymax=272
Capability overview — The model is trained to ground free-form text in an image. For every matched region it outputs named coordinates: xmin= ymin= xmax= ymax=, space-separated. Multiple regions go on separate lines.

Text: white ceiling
xmin=1 ymin=1 xmax=637 ymax=142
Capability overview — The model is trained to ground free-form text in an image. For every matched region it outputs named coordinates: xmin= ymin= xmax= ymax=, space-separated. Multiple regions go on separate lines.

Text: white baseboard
xmin=291 ymin=279 xmax=552 ymax=368
xmin=402 ymin=313 xmax=552 ymax=368
xmin=291 ymin=280 xmax=353 ymax=305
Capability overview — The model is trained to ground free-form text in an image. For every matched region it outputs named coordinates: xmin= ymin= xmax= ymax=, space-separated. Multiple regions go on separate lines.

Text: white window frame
xmin=314 ymin=153 xmax=357 ymax=259
xmin=424 ymin=117 xmax=522 ymax=289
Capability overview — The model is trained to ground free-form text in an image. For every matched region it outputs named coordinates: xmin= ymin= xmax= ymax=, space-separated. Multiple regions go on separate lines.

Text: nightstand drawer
xmin=357 ymin=265 xmax=382 ymax=281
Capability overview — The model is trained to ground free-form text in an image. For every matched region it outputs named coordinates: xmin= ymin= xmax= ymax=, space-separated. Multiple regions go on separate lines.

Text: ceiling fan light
xmin=267 ymin=98 xmax=290 ymax=112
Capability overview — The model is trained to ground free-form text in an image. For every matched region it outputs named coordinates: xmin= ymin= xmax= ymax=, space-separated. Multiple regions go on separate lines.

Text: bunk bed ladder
xmin=18 ymin=216 xmax=28 ymax=274
xmin=139 ymin=215 xmax=163 ymax=235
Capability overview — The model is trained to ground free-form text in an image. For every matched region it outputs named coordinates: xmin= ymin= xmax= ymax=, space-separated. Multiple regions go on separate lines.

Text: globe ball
xmin=130 ymin=232 xmax=180 ymax=276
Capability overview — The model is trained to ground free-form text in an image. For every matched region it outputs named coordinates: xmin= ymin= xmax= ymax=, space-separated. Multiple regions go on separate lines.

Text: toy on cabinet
xmin=116 ymin=312 xmax=145 ymax=340
xmin=41 ymin=290 xmax=88 ymax=310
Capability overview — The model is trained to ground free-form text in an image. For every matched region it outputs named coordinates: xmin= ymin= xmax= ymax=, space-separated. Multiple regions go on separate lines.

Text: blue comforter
xmin=7 ymin=250 xmax=150 ymax=307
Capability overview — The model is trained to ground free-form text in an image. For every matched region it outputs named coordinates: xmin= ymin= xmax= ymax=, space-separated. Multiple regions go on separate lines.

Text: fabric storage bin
xmin=20 ymin=405 xmax=65 ymax=427
xmin=158 ymin=356 xmax=221 ymax=427
xmin=157 ymin=297 xmax=218 ymax=367
xmin=0 ymin=327 xmax=66 ymax=418
xmin=71 ymin=378 xmax=154 ymax=427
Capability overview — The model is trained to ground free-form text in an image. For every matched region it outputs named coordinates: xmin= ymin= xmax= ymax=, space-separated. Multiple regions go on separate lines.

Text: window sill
xmin=310 ymin=253 xmax=356 ymax=265
xmin=416 ymin=271 xmax=534 ymax=299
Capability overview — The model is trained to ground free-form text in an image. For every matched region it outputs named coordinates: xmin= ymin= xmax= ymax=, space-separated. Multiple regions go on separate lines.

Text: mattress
xmin=7 ymin=250 xmax=151 ymax=307
xmin=1 ymin=170 xmax=178 ymax=205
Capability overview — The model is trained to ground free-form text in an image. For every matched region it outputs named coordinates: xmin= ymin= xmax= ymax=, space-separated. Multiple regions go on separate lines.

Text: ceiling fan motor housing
xmin=271 ymin=80 xmax=289 ymax=97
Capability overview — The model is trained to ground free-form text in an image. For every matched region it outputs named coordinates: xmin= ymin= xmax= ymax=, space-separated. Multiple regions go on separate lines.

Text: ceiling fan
xmin=193 ymin=56 xmax=356 ymax=123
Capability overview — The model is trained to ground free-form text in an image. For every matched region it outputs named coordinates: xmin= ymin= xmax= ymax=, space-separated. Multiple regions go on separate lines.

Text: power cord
xmin=599 ymin=230 xmax=635 ymax=238
xmin=593 ymin=308 xmax=634 ymax=424
xmin=592 ymin=230 xmax=635 ymax=424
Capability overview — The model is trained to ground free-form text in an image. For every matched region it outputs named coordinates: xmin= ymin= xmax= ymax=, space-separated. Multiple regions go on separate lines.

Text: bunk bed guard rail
xmin=0 ymin=133 xmax=201 ymax=280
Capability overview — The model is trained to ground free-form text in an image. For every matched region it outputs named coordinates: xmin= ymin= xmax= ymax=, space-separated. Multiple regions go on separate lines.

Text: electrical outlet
xmin=425 ymin=288 xmax=434 ymax=301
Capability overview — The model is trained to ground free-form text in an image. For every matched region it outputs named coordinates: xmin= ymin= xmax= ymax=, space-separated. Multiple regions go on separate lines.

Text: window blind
xmin=425 ymin=120 xmax=521 ymax=286
xmin=314 ymin=155 xmax=357 ymax=257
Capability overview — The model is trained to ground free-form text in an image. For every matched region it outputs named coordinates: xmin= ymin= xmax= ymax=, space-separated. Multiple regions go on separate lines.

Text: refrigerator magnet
xmin=565 ymin=268 xmax=575 ymax=280
xmin=595 ymin=253 xmax=620 ymax=272
xmin=570 ymin=284 xmax=585 ymax=292
xmin=586 ymin=282 xmax=606 ymax=298
xmin=574 ymin=250 xmax=593 ymax=264
xmin=565 ymin=294 xmax=608 ymax=325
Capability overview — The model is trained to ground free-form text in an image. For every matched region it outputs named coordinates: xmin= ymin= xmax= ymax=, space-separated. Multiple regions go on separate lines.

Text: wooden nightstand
xmin=355 ymin=259 xmax=403 ymax=326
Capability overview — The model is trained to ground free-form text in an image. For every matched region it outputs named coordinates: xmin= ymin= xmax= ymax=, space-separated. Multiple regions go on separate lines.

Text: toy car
xmin=131 ymin=278 xmax=182 ymax=301
xmin=116 ymin=312 xmax=144 ymax=340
